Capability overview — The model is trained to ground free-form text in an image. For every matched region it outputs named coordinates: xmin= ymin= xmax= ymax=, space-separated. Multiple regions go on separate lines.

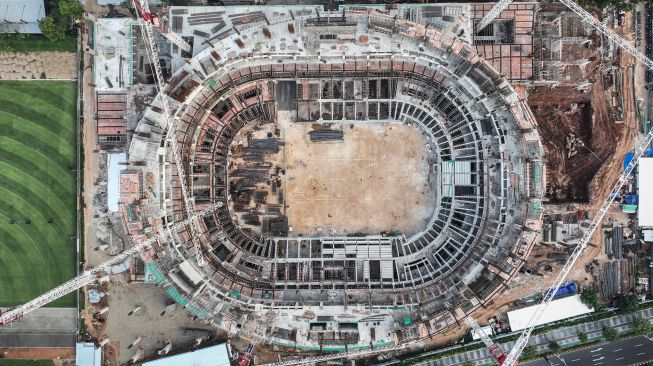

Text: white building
xmin=638 ymin=157 xmax=653 ymax=227
xmin=0 ymin=0 xmax=45 ymax=34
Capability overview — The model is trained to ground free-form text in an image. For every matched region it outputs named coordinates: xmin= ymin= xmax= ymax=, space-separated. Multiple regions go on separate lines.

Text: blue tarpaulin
xmin=624 ymin=152 xmax=635 ymax=171
xmin=625 ymin=195 xmax=639 ymax=205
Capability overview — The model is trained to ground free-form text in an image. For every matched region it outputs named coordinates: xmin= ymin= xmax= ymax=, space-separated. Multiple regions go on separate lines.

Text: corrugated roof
xmin=0 ymin=0 xmax=45 ymax=33
xmin=142 ymin=343 xmax=231 ymax=366
xmin=76 ymin=342 xmax=102 ymax=366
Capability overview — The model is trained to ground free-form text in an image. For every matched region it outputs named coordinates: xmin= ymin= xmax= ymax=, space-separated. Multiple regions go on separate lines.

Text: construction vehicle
xmin=236 ymin=344 xmax=255 ymax=366
xmin=471 ymin=0 xmax=653 ymax=364
xmin=465 ymin=317 xmax=514 ymax=365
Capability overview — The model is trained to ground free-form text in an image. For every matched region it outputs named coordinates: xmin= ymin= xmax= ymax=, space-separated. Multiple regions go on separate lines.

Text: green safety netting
xmin=166 ymin=287 xmax=189 ymax=306
xmin=144 ymin=262 xmax=165 ymax=284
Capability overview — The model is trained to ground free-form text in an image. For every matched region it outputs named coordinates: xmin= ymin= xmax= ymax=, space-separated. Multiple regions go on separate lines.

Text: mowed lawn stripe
xmin=0 ymin=80 xmax=77 ymax=117
xmin=0 ymin=93 xmax=75 ymax=136
xmin=0 ymin=163 xmax=73 ymax=227
xmin=0 ymin=112 xmax=75 ymax=166
xmin=0 ymin=81 xmax=76 ymax=307
xmin=0 ymin=138 xmax=75 ymax=195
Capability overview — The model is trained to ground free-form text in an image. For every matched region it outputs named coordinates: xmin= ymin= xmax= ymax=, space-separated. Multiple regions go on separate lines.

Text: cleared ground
xmin=282 ymin=114 xmax=436 ymax=236
xmin=0 ymin=81 xmax=77 ymax=307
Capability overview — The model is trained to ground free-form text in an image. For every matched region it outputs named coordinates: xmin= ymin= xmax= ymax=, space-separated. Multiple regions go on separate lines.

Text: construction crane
xmin=132 ymin=0 xmax=192 ymax=53
xmin=475 ymin=0 xmax=513 ymax=32
xmin=465 ymin=317 xmax=513 ymax=365
xmin=132 ymin=0 xmax=206 ymax=267
xmin=0 ymin=204 xmax=221 ymax=327
xmin=472 ymin=1 xmax=653 ymax=364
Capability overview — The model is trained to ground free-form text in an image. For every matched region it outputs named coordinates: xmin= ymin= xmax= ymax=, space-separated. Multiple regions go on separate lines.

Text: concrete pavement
xmin=0 ymin=307 xmax=77 ymax=348
xmin=523 ymin=336 xmax=653 ymax=366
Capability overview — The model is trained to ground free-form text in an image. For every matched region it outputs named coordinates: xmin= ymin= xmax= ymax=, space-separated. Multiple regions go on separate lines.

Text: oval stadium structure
xmin=125 ymin=6 xmax=545 ymax=352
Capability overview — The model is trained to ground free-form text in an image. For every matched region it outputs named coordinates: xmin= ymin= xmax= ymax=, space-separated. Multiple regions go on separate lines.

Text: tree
xmin=59 ymin=0 xmax=84 ymax=21
xmin=38 ymin=16 xmax=65 ymax=41
xmin=602 ymin=326 xmax=620 ymax=342
xmin=578 ymin=331 xmax=588 ymax=343
xmin=580 ymin=289 xmax=600 ymax=310
xmin=548 ymin=340 xmax=561 ymax=353
xmin=633 ymin=318 xmax=652 ymax=335
xmin=618 ymin=294 xmax=639 ymax=313
xmin=521 ymin=346 xmax=538 ymax=360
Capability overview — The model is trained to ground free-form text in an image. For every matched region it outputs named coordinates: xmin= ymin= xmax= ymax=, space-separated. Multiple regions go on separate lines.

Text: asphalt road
xmin=524 ymin=336 xmax=653 ymax=366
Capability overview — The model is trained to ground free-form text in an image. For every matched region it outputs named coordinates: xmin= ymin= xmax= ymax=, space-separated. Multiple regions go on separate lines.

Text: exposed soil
xmin=528 ymin=82 xmax=621 ymax=202
xmin=0 ymin=52 xmax=77 ymax=80
xmin=281 ymin=112 xmax=437 ymax=237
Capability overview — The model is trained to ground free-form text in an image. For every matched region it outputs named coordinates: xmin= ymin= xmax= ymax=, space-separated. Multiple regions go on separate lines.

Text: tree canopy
xmin=39 ymin=16 xmax=66 ymax=42
xmin=602 ymin=326 xmax=620 ymax=342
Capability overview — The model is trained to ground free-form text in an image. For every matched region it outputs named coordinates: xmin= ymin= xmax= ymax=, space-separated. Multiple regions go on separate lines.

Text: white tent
xmin=507 ymin=294 xmax=594 ymax=332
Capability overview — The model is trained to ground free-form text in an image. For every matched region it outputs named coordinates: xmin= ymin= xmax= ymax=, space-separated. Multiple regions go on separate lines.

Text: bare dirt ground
xmin=103 ymin=277 xmax=224 ymax=365
xmin=0 ymin=52 xmax=76 ymax=80
xmin=527 ymin=80 xmax=619 ymax=202
xmin=281 ymin=113 xmax=436 ymax=237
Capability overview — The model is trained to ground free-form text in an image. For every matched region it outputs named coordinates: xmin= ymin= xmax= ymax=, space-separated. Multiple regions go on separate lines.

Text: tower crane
xmin=132 ymin=0 xmax=192 ymax=54
xmin=0 ymin=204 xmax=221 ymax=327
xmin=465 ymin=317 xmax=513 ymax=365
xmin=132 ymin=0 xmax=206 ymax=267
xmin=470 ymin=0 xmax=653 ymax=364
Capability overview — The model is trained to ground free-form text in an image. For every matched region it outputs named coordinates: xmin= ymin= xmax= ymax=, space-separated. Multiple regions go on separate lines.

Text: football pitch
xmin=0 ymin=81 xmax=77 ymax=307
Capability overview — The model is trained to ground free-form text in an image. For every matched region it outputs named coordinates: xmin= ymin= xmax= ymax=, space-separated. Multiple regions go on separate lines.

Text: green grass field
xmin=0 ymin=33 xmax=77 ymax=52
xmin=0 ymin=360 xmax=53 ymax=366
xmin=0 ymin=81 xmax=77 ymax=307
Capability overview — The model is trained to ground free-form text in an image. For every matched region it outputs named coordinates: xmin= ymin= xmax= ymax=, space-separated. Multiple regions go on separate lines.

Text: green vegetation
xmin=602 ymin=327 xmax=620 ymax=342
xmin=578 ymin=331 xmax=588 ymax=343
xmin=580 ymin=0 xmax=636 ymax=11
xmin=580 ymin=288 xmax=600 ymax=310
xmin=548 ymin=340 xmax=561 ymax=353
xmin=521 ymin=346 xmax=538 ymax=359
xmin=0 ymin=81 xmax=77 ymax=307
xmin=0 ymin=32 xmax=76 ymax=53
xmin=632 ymin=318 xmax=652 ymax=335
xmin=0 ymin=360 xmax=53 ymax=366
xmin=618 ymin=294 xmax=639 ymax=313
xmin=38 ymin=0 xmax=83 ymax=42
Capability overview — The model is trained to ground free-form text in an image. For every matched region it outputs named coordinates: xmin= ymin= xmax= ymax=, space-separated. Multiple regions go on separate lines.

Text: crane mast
xmin=475 ymin=0 xmax=513 ymax=32
xmin=0 ymin=205 xmax=221 ymax=326
xmin=132 ymin=0 xmax=206 ymax=267
xmin=465 ymin=317 xmax=511 ymax=365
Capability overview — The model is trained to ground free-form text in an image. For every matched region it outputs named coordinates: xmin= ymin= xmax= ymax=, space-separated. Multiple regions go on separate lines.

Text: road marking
xmin=591 ymin=348 xmax=603 ymax=352
xmin=616 ymin=357 xmax=624 ymax=361
xmin=592 ymin=357 xmax=605 ymax=361
xmin=638 ymin=352 xmax=646 ymax=356
xmin=635 ymin=344 xmax=643 ymax=347
xmin=613 ymin=349 xmax=622 ymax=352
xmin=571 ymin=359 xmax=580 ymax=362
xmin=594 ymin=362 xmax=603 ymax=365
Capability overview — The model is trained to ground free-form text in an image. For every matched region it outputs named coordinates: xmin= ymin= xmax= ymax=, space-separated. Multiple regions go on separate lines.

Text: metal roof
xmin=142 ymin=343 xmax=231 ymax=366
xmin=0 ymin=0 xmax=45 ymax=33
xmin=76 ymin=342 xmax=102 ymax=366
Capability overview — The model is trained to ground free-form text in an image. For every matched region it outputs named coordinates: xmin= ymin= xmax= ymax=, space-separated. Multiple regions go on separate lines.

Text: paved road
xmin=0 ymin=308 xmax=76 ymax=348
xmin=523 ymin=336 xmax=653 ymax=366
xmin=414 ymin=307 xmax=653 ymax=366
